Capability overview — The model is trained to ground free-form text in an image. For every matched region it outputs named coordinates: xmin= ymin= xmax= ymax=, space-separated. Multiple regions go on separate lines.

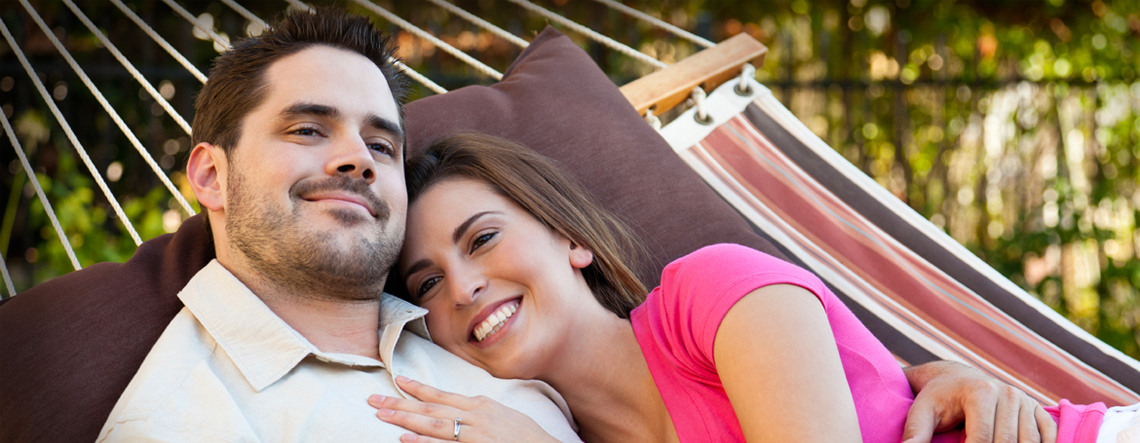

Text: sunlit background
xmin=2 ymin=0 xmax=1140 ymax=357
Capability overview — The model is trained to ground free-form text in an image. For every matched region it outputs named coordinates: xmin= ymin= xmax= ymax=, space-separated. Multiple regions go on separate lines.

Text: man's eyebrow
xmin=365 ymin=114 xmax=404 ymax=145
xmin=453 ymin=211 xmax=500 ymax=245
xmin=281 ymin=102 xmax=340 ymax=120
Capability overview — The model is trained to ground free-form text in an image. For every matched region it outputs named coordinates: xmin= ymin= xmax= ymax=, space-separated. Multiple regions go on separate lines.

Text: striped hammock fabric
xmin=661 ymin=77 xmax=1140 ymax=407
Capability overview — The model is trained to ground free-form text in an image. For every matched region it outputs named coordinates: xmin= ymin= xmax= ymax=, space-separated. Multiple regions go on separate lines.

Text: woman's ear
xmin=186 ymin=142 xmax=227 ymax=213
xmin=569 ymin=242 xmax=594 ymax=269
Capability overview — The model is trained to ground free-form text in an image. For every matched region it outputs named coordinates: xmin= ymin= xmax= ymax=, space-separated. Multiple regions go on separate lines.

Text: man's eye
xmin=368 ymin=141 xmax=394 ymax=155
xmin=292 ymin=127 xmax=319 ymax=137
xmin=416 ymin=276 xmax=441 ymax=298
xmin=469 ymin=232 xmax=496 ymax=254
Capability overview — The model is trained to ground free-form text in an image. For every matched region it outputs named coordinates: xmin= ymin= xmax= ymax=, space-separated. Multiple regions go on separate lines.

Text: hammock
xmin=1 ymin=1 xmax=1138 ymax=442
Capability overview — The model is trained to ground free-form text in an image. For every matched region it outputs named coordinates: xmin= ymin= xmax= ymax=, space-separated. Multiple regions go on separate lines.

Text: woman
xmin=369 ymin=133 xmax=1120 ymax=443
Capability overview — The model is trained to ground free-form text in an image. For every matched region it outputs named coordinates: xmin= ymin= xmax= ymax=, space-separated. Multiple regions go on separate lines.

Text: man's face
xmin=221 ymin=45 xmax=406 ymax=298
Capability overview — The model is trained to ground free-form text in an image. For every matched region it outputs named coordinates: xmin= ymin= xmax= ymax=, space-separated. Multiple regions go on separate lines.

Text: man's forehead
xmin=257 ymin=45 xmax=400 ymax=123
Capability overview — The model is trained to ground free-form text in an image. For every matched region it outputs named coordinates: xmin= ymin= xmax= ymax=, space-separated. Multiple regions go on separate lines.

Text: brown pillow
xmin=0 ymin=26 xmax=782 ymax=443
xmin=402 ymin=27 xmax=786 ymax=288
xmin=0 ymin=214 xmax=213 ymax=442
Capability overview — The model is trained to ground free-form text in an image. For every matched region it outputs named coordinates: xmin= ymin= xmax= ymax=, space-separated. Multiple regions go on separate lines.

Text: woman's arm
xmin=714 ymin=284 xmax=862 ymax=443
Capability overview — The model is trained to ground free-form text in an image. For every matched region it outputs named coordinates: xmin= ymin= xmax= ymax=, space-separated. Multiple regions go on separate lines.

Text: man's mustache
xmin=291 ymin=175 xmax=390 ymax=221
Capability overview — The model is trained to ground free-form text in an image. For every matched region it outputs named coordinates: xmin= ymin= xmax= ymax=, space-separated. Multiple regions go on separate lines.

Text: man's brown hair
xmin=404 ymin=133 xmax=648 ymax=318
xmin=191 ymin=7 xmax=408 ymax=154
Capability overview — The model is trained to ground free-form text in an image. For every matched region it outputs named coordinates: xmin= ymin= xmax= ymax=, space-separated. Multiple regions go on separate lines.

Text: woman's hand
xmin=900 ymin=361 xmax=1057 ymax=443
xmin=369 ymin=375 xmax=564 ymax=443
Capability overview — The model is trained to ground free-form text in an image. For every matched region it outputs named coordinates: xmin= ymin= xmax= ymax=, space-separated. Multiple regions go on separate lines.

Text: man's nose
xmin=326 ymin=136 xmax=376 ymax=183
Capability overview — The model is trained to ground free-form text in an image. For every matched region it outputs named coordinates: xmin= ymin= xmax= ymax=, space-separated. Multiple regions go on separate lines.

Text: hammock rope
xmin=2 ymin=10 xmax=143 ymax=246
xmin=735 ymin=63 xmax=756 ymax=95
xmin=109 ymin=0 xmax=208 ymax=84
xmin=349 ymin=0 xmax=504 ymax=81
xmin=160 ymin=0 xmax=231 ymax=50
xmin=423 ymin=0 xmax=530 ymax=48
xmin=57 ymin=0 xmax=197 ymax=214
xmin=505 ymin=0 xmax=668 ymax=70
xmin=282 ymin=0 xmax=448 ymax=94
xmin=283 ymin=0 xmax=311 ymax=11
xmin=591 ymin=0 xmax=715 ymax=49
xmin=0 ymin=247 xmax=14 ymax=297
xmin=65 ymin=0 xmax=193 ymax=136
xmin=0 ymin=100 xmax=82 ymax=273
xmin=33 ymin=0 xmax=196 ymax=217
xmin=220 ymin=0 xmax=268 ymax=29
xmin=50 ymin=0 xmax=197 ymax=215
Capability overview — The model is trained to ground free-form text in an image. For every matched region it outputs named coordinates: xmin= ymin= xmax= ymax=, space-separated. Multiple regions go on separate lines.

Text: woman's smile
xmin=470 ymin=296 xmax=521 ymax=346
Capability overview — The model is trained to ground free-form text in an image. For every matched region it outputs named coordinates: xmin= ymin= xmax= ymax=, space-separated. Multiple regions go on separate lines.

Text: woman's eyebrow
xmin=452 ymin=211 xmax=501 ymax=244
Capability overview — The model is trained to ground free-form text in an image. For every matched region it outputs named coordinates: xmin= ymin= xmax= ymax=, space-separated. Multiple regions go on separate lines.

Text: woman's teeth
xmin=474 ymin=301 xmax=518 ymax=342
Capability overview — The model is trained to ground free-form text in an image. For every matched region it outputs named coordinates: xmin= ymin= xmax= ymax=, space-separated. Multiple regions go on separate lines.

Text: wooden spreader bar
xmin=619 ymin=33 xmax=768 ymax=116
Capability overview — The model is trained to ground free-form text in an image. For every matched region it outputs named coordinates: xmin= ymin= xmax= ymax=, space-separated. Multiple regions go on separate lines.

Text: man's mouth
xmin=470 ymin=298 xmax=521 ymax=343
xmin=303 ymin=191 xmax=377 ymax=217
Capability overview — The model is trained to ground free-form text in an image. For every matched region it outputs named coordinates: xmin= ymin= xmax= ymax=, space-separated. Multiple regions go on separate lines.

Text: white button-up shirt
xmin=97 ymin=260 xmax=580 ymax=442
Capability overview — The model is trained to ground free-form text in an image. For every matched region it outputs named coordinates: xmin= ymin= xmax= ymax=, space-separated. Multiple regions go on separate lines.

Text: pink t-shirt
xmin=629 ymin=244 xmax=962 ymax=443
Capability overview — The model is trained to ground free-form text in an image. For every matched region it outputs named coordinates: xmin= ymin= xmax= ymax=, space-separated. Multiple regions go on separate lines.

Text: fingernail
xmin=377 ymin=409 xmax=395 ymax=418
xmin=400 ymin=434 xmax=417 ymax=442
xmin=396 ymin=375 xmax=411 ymax=383
xmin=368 ymin=395 xmax=385 ymax=406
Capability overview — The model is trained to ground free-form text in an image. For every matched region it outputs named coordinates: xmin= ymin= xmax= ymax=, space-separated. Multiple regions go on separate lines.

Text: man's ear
xmin=569 ymin=242 xmax=594 ymax=269
xmin=186 ymin=142 xmax=227 ymax=212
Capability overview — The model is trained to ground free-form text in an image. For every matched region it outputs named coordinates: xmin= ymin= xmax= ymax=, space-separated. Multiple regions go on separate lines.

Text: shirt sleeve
xmin=649 ymin=243 xmax=832 ymax=376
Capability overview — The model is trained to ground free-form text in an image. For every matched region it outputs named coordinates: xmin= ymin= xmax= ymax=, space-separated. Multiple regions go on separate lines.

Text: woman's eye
xmin=416 ymin=276 xmax=440 ymax=298
xmin=470 ymin=232 xmax=496 ymax=253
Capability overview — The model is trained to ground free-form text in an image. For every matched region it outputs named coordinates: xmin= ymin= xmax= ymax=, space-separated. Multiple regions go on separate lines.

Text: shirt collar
xmin=178 ymin=260 xmax=430 ymax=392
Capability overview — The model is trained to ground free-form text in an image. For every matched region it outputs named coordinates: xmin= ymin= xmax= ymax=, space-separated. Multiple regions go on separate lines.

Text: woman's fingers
xmin=397 ymin=376 xmax=477 ymax=409
xmin=1014 ymin=393 xmax=1041 ymax=443
xmin=374 ymin=404 xmax=465 ymax=441
xmin=396 ymin=433 xmax=464 ymax=443
xmin=1034 ymin=404 xmax=1058 ymax=443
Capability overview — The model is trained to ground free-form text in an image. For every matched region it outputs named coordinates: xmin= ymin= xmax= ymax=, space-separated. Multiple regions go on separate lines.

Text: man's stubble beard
xmin=225 ymin=167 xmax=403 ymax=301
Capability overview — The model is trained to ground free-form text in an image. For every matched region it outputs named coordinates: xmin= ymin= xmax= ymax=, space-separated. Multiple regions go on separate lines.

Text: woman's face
xmin=399 ymin=177 xmax=596 ymax=379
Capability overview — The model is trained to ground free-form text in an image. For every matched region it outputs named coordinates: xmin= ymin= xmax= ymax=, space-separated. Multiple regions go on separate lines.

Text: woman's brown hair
xmin=405 ymin=133 xmax=647 ymax=318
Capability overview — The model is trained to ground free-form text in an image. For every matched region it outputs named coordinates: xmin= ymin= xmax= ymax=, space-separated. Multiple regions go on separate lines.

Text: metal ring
xmin=453 ymin=417 xmax=462 ymax=441
xmin=694 ymin=111 xmax=714 ymax=125
xmin=734 ymin=82 xmax=754 ymax=96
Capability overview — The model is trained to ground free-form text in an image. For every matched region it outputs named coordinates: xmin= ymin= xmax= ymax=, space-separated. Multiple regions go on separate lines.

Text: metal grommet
xmin=694 ymin=111 xmax=713 ymax=125
xmin=734 ymin=82 xmax=754 ymax=96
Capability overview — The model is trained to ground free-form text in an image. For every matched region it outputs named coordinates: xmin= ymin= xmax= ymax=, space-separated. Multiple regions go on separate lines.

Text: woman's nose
xmin=447 ymin=264 xmax=486 ymax=307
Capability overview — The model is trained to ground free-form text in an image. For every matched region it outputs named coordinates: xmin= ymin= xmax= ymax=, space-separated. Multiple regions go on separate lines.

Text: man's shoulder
xmin=97 ymin=308 xmax=244 ymax=441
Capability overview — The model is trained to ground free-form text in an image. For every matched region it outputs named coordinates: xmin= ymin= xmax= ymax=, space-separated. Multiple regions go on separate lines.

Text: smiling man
xmin=96 ymin=9 xmax=579 ymax=442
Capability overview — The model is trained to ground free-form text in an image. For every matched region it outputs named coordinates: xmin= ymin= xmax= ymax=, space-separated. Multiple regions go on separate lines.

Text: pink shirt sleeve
xmin=649 ymin=243 xmax=834 ymax=374
xmin=633 ymin=243 xmax=945 ymax=443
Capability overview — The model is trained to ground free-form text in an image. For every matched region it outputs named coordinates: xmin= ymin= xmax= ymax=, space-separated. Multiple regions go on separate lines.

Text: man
xmin=97 ymin=9 xmax=578 ymax=442
xmin=96 ymin=7 xmax=1053 ymax=443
